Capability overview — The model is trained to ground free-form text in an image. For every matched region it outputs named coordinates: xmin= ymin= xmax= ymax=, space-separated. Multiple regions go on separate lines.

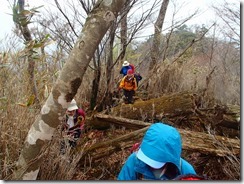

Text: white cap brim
xmin=67 ymin=105 xmax=78 ymax=111
xmin=137 ymin=148 xmax=165 ymax=169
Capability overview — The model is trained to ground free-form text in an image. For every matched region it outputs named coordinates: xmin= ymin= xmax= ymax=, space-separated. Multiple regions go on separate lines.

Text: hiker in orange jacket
xmin=119 ymin=69 xmax=137 ymax=104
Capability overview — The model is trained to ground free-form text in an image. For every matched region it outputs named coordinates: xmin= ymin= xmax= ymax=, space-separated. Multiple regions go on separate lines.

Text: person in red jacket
xmin=61 ymin=99 xmax=86 ymax=152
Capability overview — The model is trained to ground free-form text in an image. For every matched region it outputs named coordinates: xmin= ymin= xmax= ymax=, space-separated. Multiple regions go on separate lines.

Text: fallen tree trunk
xmin=109 ymin=91 xmax=197 ymax=120
xmin=88 ymin=113 xmax=151 ymax=130
xmin=88 ymin=92 xmax=240 ymax=137
xmin=79 ymin=115 xmax=239 ymax=167
xmin=75 ymin=92 xmax=240 ymax=179
xmin=214 ymin=104 xmax=240 ymax=130
xmin=195 ymin=105 xmax=240 ymax=130
xmin=78 ymin=126 xmax=149 ymax=165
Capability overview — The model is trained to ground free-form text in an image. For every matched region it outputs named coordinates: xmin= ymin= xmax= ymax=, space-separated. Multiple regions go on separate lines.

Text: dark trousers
xmin=123 ymin=90 xmax=135 ymax=104
xmin=60 ymin=129 xmax=81 ymax=154
xmin=68 ymin=129 xmax=81 ymax=147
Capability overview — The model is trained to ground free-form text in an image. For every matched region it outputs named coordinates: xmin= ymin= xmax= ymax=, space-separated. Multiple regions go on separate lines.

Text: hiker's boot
xmin=130 ymin=99 xmax=134 ymax=104
xmin=69 ymin=141 xmax=77 ymax=148
xmin=124 ymin=97 xmax=129 ymax=104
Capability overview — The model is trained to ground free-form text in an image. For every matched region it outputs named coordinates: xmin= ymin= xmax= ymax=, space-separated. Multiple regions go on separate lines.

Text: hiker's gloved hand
xmin=78 ymin=116 xmax=84 ymax=123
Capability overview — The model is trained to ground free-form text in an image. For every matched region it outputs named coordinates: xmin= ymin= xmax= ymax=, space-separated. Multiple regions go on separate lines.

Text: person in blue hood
xmin=117 ymin=122 xmax=196 ymax=180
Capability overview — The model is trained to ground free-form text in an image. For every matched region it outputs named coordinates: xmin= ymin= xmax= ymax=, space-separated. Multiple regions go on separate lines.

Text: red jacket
xmin=64 ymin=109 xmax=86 ymax=131
xmin=129 ymin=64 xmax=135 ymax=73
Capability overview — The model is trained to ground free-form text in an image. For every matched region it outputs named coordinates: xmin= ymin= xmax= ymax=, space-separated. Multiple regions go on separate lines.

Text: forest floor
xmin=70 ymin=126 xmax=237 ymax=180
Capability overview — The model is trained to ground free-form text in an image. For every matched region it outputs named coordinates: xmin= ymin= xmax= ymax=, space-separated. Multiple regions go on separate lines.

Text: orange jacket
xmin=119 ymin=75 xmax=137 ymax=91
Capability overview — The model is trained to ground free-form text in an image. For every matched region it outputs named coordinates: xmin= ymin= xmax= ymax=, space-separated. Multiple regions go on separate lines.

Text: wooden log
xmin=80 ymin=116 xmax=239 ymax=162
xmin=93 ymin=113 xmax=151 ymax=129
xmin=88 ymin=92 xmax=240 ymax=134
xmin=179 ymin=129 xmax=240 ymax=156
xmin=77 ymin=126 xmax=149 ymax=165
xmin=195 ymin=105 xmax=240 ymax=132
xmin=215 ymin=104 xmax=240 ymax=130
xmin=109 ymin=91 xmax=197 ymax=120
xmin=216 ymin=114 xmax=240 ymax=130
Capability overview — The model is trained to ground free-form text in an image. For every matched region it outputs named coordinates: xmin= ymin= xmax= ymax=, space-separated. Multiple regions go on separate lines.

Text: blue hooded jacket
xmin=120 ymin=65 xmax=132 ymax=76
xmin=117 ymin=123 xmax=196 ymax=180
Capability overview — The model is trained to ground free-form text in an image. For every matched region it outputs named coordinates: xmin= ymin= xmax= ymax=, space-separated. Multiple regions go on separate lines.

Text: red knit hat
xmin=127 ymin=69 xmax=133 ymax=75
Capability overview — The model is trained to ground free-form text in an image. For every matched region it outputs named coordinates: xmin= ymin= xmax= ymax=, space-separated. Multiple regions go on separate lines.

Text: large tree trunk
xmin=118 ymin=6 xmax=128 ymax=61
xmin=97 ymin=21 xmax=117 ymax=111
xmin=13 ymin=0 xmax=127 ymax=180
xmin=90 ymin=48 xmax=101 ymax=110
xmin=149 ymin=0 xmax=169 ymax=71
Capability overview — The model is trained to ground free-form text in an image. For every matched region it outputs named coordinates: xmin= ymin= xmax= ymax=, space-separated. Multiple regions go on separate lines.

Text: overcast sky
xmin=0 ymin=0 xmax=240 ymax=40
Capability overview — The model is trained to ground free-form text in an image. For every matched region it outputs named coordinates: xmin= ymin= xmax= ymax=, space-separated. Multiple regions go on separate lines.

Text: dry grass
xmin=207 ymin=127 xmax=240 ymax=180
xmin=0 ymin=103 xmax=39 ymax=179
xmin=37 ymin=133 xmax=82 ymax=180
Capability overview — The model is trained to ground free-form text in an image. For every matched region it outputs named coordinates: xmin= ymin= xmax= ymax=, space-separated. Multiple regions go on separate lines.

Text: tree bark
xmin=149 ymin=0 xmax=169 ymax=71
xmin=90 ymin=48 xmax=101 ymax=110
xmin=97 ymin=21 xmax=117 ymax=111
xmin=118 ymin=5 xmax=128 ymax=61
xmin=13 ymin=0 xmax=127 ymax=180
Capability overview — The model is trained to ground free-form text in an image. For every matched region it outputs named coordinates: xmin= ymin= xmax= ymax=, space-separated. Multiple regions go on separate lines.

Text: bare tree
xmin=149 ymin=0 xmax=169 ymax=71
xmin=13 ymin=0 xmax=41 ymax=108
xmin=12 ymin=0 xmax=127 ymax=180
xmin=90 ymin=47 xmax=102 ymax=110
xmin=212 ymin=0 xmax=240 ymax=47
xmin=96 ymin=21 xmax=117 ymax=111
xmin=43 ymin=0 xmax=103 ymax=110
xmin=161 ymin=1 xmax=199 ymax=61
xmin=142 ymin=0 xmax=200 ymax=90
xmin=118 ymin=0 xmax=132 ymax=62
